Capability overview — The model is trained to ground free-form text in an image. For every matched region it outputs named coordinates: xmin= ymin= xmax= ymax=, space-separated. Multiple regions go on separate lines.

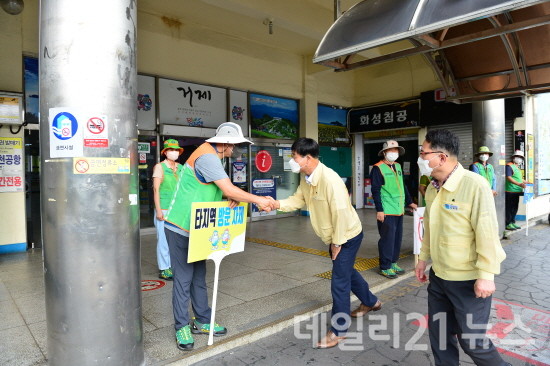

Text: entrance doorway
xmin=364 ymin=138 xmax=419 ymax=205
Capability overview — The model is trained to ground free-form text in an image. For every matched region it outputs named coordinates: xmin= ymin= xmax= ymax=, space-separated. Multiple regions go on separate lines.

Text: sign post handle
xmin=208 ymin=252 xmax=226 ymax=346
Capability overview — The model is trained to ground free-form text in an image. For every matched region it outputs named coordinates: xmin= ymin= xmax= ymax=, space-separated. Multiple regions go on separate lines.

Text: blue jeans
xmin=330 ymin=232 xmax=378 ymax=335
xmin=154 ymin=211 xmax=171 ymax=271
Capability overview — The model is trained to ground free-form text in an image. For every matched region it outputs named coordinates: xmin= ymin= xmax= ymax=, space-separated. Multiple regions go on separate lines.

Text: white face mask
xmin=513 ymin=157 xmax=523 ymax=165
xmin=479 ymin=154 xmax=489 ymax=162
xmin=288 ymin=158 xmax=302 ymax=174
xmin=166 ymin=151 xmax=179 ymax=161
xmin=385 ymin=152 xmax=399 ymax=162
xmin=417 ymin=156 xmax=437 ymax=177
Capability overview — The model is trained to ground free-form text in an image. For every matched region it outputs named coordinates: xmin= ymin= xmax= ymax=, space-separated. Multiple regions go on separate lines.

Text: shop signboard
xmin=349 ymin=100 xmax=419 ymax=133
xmin=159 ymin=78 xmax=227 ymax=128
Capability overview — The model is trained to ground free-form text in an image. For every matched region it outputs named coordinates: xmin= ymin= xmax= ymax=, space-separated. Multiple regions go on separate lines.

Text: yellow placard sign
xmin=73 ymin=157 xmax=130 ymax=174
xmin=188 ymin=202 xmax=248 ymax=263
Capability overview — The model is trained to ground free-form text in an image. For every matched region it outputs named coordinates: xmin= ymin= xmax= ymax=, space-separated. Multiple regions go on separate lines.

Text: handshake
xmin=256 ymin=196 xmax=279 ymax=212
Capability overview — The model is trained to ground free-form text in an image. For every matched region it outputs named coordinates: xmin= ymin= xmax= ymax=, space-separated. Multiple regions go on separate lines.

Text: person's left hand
xmin=228 ymin=199 xmax=240 ymax=209
xmin=330 ymin=244 xmax=342 ymax=260
xmin=474 ymin=279 xmax=496 ymax=298
xmin=492 ymin=190 xmax=498 ymax=197
xmin=409 ymin=203 xmax=418 ymax=210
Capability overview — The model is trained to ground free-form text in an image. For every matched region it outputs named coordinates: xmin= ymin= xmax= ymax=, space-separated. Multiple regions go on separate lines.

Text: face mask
xmin=288 ymin=158 xmax=302 ymax=174
xmin=417 ymin=156 xmax=436 ymax=177
xmin=479 ymin=154 xmax=489 ymax=162
xmin=166 ymin=151 xmax=179 ymax=161
xmin=513 ymin=157 xmax=523 ymax=165
xmin=385 ymin=152 xmax=399 ymax=162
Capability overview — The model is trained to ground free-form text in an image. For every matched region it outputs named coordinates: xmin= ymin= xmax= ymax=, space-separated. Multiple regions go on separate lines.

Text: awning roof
xmin=314 ymin=0 xmax=550 ymax=102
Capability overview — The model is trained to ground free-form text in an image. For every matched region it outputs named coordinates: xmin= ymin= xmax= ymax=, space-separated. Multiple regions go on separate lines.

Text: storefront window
xmin=250 ymin=142 xmax=299 ymax=220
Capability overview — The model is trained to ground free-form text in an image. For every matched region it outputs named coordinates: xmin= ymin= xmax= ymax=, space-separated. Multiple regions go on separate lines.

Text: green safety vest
xmin=165 ymin=143 xmax=223 ymax=232
xmin=376 ymin=161 xmax=405 ymax=215
xmin=473 ymin=162 xmax=494 ymax=188
xmin=505 ymin=162 xmax=523 ymax=193
xmin=159 ymin=162 xmax=183 ymax=210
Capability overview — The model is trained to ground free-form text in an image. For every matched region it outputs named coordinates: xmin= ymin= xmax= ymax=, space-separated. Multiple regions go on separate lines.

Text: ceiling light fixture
xmin=0 ymin=0 xmax=24 ymax=15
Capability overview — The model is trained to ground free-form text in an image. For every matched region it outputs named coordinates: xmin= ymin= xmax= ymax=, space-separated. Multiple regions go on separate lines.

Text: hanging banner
xmin=349 ymin=100 xmax=419 ymax=133
xmin=159 ymin=78 xmax=227 ymax=128
xmin=413 ymin=207 xmax=425 ymax=255
xmin=0 ymin=137 xmax=24 ymax=192
xmin=188 ymin=202 xmax=248 ymax=263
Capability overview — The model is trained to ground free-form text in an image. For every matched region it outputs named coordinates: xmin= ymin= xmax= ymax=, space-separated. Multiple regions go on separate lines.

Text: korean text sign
xmin=188 ymin=202 xmax=248 ymax=263
xmin=0 ymin=137 xmax=24 ymax=192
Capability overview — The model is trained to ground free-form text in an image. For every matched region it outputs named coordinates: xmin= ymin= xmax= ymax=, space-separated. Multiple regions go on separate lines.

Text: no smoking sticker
xmin=87 ymin=117 xmax=105 ymax=134
xmin=84 ymin=115 xmax=109 ymax=148
xmin=141 ymin=280 xmax=166 ymax=292
xmin=75 ymin=159 xmax=89 ymax=173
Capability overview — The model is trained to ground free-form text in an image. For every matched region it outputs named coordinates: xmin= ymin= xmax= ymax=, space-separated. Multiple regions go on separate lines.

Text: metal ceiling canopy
xmin=314 ymin=0 xmax=550 ymax=102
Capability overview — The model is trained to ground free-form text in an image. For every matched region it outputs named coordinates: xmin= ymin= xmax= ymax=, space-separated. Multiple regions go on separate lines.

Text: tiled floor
xmin=0 ymin=209 xmax=416 ymax=365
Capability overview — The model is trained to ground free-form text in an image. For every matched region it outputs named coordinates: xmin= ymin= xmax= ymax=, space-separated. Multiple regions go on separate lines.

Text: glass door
xmin=250 ymin=142 xmax=300 ymax=221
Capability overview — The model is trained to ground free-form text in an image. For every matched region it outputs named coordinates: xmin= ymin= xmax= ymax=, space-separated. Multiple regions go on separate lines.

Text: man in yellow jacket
xmin=271 ymin=138 xmax=380 ymax=349
xmin=415 ymin=129 xmax=508 ymax=366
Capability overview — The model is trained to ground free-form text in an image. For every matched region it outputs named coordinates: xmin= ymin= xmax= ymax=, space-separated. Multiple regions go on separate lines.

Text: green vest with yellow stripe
xmin=505 ymin=162 xmax=523 ymax=193
xmin=376 ymin=161 xmax=405 ymax=215
xmin=472 ymin=161 xmax=494 ymax=187
xmin=165 ymin=143 xmax=223 ymax=232
xmin=159 ymin=162 xmax=183 ymax=210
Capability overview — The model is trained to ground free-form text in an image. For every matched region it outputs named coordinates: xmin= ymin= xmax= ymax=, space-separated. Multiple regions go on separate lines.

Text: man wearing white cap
xmin=163 ymin=122 xmax=274 ymax=351
xmin=505 ymin=150 xmax=528 ymax=230
xmin=371 ymin=140 xmax=417 ymax=279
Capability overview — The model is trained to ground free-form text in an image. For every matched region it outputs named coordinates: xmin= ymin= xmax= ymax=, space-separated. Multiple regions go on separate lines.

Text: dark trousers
xmin=330 ymin=232 xmax=378 ymax=335
xmin=376 ymin=215 xmax=403 ymax=270
xmin=165 ymin=228 xmax=211 ymax=330
xmin=505 ymin=192 xmax=521 ymax=225
xmin=428 ymin=269 xmax=507 ymax=366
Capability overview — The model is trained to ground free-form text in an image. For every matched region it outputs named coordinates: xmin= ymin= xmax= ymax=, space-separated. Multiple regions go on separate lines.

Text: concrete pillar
xmin=40 ymin=1 xmax=143 ymax=365
xmin=300 ymin=56 xmax=319 ymax=139
xmin=472 ymin=99 xmax=506 ymax=233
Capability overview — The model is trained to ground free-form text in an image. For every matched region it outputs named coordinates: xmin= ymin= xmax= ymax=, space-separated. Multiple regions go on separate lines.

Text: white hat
xmin=512 ymin=150 xmax=524 ymax=158
xmin=378 ymin=140 xmax=405 ymax=157
xmin=206 ymin=122 xmax=253 ymax=145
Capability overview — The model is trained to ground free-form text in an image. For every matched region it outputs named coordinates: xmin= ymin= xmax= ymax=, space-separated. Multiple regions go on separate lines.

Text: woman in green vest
xmin=152 ymin=139 xmax=184 ymax=280
xmin=469 ymin=146 xmax=497 ymax=197
xmin=505 ymin=150 xmax=528 ymax=230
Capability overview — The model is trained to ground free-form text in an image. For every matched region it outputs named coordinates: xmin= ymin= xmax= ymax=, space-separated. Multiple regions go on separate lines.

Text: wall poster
xmin=318 ymin=105 xmax=349 ymax=145
xmin=228 ymin=90 xmax=248 ymax=136
xmin=250 ymin=93 xmax=298 ymax=139
xmin=137 ymin=75 xmax=156 ymax=131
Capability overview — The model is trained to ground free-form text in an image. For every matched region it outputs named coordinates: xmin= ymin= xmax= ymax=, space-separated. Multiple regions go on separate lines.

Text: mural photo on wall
xmin=318 ymin=105 xmax=349 ymax=144
xmin=24 ymin=57 xmax=39 ymax=124
xmin=250 ymin=93 xmax=298 ymax=139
